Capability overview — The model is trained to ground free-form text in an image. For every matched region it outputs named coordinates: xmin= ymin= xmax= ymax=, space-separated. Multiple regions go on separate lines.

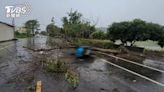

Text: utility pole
xmin=12 ymin=18 xmax=16 ymax=39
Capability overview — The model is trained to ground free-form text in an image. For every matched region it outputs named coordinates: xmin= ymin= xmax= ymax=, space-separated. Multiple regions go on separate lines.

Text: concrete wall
xmin=0 ymin=23 xmax=14 ymax=41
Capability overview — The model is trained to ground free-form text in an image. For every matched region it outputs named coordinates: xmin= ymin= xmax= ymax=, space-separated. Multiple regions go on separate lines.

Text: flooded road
xmin=0 ymin=36 xmax=164 ymax=92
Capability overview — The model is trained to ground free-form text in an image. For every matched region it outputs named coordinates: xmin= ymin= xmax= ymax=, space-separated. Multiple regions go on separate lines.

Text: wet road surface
xmin=0 ymin=36 xmax=164 ymax=92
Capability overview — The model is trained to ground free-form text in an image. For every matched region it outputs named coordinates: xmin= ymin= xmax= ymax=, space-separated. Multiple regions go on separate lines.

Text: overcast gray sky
xmin=0 ymin=0 xmax=164 ymax=30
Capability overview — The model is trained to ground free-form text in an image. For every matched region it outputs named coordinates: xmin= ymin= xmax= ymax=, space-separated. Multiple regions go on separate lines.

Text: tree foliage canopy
xmin=24 ymin=20 xmax=40 ymax=36
xmin=91 ymin=31 xmax=106 ymax=40
xmin=46 ymin=23 xmax=60 ymax=37
xmin=158 ymin=32 xmax=164 ymax=48
xmin=62 ymin=10 xmax=95 ymax=38
xmin=107 ymin=19 xmax=164 ymax=47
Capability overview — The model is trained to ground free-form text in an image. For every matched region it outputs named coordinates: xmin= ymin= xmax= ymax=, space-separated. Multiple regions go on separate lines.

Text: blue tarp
xmin=76 ymin=47 xmax=85 ymax=58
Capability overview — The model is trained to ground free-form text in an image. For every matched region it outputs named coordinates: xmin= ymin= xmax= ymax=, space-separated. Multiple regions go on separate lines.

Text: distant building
xmin=0 ymin=21 xmax=15 ymax=42
xmin=16 ymin=27 xmax=27 ymax=33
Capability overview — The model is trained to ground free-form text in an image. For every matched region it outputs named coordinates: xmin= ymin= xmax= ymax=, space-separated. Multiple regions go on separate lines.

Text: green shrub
xmin=90 ymin=31 xmax=106 ymax=40
xmin=45 ymin=59 xmax=66 ymax=73
xmin=65 ymin=70 xmax=80 ymax=89
xmin=15 ymin=32 xmax=32 ymax=38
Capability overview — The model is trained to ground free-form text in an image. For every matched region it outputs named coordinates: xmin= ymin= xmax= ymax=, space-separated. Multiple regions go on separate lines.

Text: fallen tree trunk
xmin=23 ymin=46 xmax=76 ymax=52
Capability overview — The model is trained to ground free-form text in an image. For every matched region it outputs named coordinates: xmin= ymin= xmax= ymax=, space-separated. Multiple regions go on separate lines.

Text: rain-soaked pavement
xmin=0 ymin=35 xmax=164 ymax=92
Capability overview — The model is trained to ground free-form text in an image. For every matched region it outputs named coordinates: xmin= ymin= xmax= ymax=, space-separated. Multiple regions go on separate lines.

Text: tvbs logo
xmin=5 ymin=4 xmax=31 ymax=18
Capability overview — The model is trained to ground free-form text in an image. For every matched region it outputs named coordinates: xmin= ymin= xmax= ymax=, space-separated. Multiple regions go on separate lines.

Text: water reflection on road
xmin=74 ymin=56 xmax=164 ymax=92
xmin=0 ymin=36 xmax=164 ymax=92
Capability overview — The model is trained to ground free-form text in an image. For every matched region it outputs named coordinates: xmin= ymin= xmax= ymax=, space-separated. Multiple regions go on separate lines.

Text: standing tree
xmin=127 ymin=19 xmax=148 ymax=46
xmin=147 ymin=23 xmax=163 ymax=41
xmin=158 ymin=35 xmax=164 ymax=48
xmin=46 ymin=23 xmax=60 ymax=37
xmin=107 ymin=19 xmax=164 ymax=47
xmin=158 ymin=28 xmax=164 ymax=48
xmin=62 ymin=10 xmax=95 ymax=39
xmin=24 ymin=20 xmax=40 ymax=36
xmin=46 ymin=17 xmax=61 ymax=37
xmin=107 ymin=19 xmax=148 ymax=46
xmin=62 ymin=10 xmax=82 ymax=38
xmin=107 ymin=21 xmax=131 ymax=45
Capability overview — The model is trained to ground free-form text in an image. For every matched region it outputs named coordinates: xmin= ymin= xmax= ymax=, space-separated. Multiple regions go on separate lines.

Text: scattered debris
xmin=45 ymin=59 xmax=66 ymax=73
xmin=65 ymin=69 xmax=80 ymax=89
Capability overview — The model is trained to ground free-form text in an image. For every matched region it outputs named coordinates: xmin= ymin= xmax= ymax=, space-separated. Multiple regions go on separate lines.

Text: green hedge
xmin=15 ymin=32 xmax=32 ymax=38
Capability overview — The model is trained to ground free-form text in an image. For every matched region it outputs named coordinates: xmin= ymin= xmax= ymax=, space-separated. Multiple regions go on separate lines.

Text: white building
xmin=0 ymin=21 xmax=15 ymax=42
xmin=16 ymin=27 xmax=27 ymax=33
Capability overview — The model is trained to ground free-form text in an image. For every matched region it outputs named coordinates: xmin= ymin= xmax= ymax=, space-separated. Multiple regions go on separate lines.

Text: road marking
xmin=100 ymin=59 xmax=164 ymax=87
xmin=97 ymin=51 xmax=164 ymax=73
xmin=36 ymin=80 xmax=42 ymax=92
